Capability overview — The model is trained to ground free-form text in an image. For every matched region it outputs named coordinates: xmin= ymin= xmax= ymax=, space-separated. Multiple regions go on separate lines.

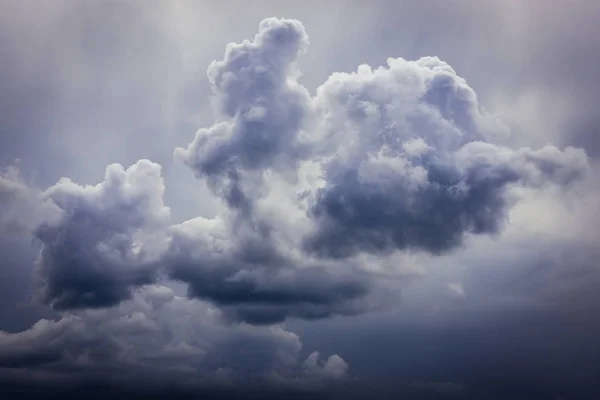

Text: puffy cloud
xmin=0 ymin=166 xmax=60 ymax=332
xmin=1 ymin=3 xmax=599 ymax=397
xmin=302 ymin=351 xmax=348 ymax=380
xmin=304 ymin=57 xmax=587 ymax=258
xmin=34 ymin=160 xmax=171 ymax=310
xmin=0 ymin=285 xmax=347 ymax=388
xmin=168 ymin=18 xmax=587 ymax=323
xmin=175 ymin=17 xmax=311 ymax=211
xmin=0 ymin=17 xmax=588 ymax=329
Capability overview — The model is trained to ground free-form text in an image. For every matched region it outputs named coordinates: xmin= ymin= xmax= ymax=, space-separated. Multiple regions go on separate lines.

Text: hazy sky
xmin=1 ymin=1 xmax=599 ymax=399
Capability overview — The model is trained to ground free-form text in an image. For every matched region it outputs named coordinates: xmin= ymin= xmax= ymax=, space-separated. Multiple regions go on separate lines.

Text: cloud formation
xmin=304 ymin=58 xmax=587 ymax=258
xmin=0 ymin=17 xmax=587 ymax=329
xmin=0 ymin=285 xmax=347 ymax=389
xmin=176 ymin=17 xmax=311 ymax=211
xmin=168 ymin=18 xmax=587 ymax=322
xmin=34 ymin=160 xmax=171 ymax=310
xmin=0 ymin=7 xmax=598 ymax=398
xmin=0 ymin=166 xmax=61 ymax=234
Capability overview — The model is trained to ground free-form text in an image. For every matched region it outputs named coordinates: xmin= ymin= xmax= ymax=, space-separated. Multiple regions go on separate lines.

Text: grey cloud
xmin=168 ymin=18 xmax=385 ymax=323
xmin=34 ymin=160 xmax=171 ymax=310
xmin=0 ymin=2 xmax=599 ymax=398
xmin=1 ymin=16 xmax=589 ymax=330
xmin=291 ymin=170 xmax=600 ymax=399
xmin=175 ymin=18 xmax=311 ymax=211
xmin=0 ymin=285 xmax=348 ymax=389
xmin=165 ymin=217 xmax=374 ymax=325
xmin=302 ymin=351 xmax=348 ymax=381
xmin=0 ymin=235 xmax=54 ymax=333
xmin=167 ymin=18 xmax=588 ymax=324
xmin=0 ymin=166 xmax=61 ymax=234
xmin=304 ymin=57 xmax=587 ymax=258
xmin=0 ymin=1 xmax=183 ymax=180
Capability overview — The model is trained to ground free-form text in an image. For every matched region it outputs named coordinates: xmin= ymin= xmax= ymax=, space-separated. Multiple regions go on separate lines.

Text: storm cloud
xmin=34 ymin=160 xmax=171 ymax=310
xmin=1 ymin=3 xmax=599 ymax=398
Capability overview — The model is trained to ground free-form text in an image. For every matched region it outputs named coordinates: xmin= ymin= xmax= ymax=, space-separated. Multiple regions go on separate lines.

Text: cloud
xmin=0 ymin=5 xmax=598 ymax=398
xmin=0 ymin=166 xmax=61 ymax=234
xmin=0 ymin=16 xmax=588 ymax=331
xmin=302 ymin=351 xmax=348 ymax=380
xmin=164 ymin=216 xmax=377 ymax=324
xmin=175 ymin=17 xmax=312 ymax=211
xmin=0 ymin=167 xmax=60 ymax=331
xmin=291 ymin=169 xmax=600 ymax=398
xmin=303 ymin=57 xmax=587 ymax=258
xmin=0 ymin=285 xmax=348 ymax=390
xmin=167 ymin=18 xmax=587 ymax=323
xmin=33 ymin=160 xmax=171 ymax=310
xmin=0 ymin=15 xmax=588 ymax=328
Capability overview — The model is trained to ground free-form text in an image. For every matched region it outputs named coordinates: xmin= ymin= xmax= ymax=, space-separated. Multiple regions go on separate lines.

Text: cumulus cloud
xmin=0 ymin=17 xmax=588 ymax=330
xmin=164 ymin=215 xmax=382 ymax=324
xmin=302 ymin=351 xmax=348 ymax=380
xmin=0 ymin=18 xmax=592 ymax=397
xmin=175 ymin=17 xmax=312 ymax=211
xmin=167 ymin=17 xmax=588 ymax=323
xmin=34 ymin=160 xmax=171 ymax=310
xmin=303 ymin=58 xmax=587 ymax=258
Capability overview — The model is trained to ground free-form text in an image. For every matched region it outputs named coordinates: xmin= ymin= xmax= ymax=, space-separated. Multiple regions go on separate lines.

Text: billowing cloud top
xmin=34 ymin=160 xmax=171 ymax=310
xmin=176 ymin=18 xmax=312 ymax=211
xmin=306 ymin=57 xmax=587 ymax=256
xmin=171 ymin=17 xmax=587 ymax=322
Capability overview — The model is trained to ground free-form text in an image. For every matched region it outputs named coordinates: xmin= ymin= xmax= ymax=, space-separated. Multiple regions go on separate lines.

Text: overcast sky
xmin=1 ymin=1 xmax=600 ymax=399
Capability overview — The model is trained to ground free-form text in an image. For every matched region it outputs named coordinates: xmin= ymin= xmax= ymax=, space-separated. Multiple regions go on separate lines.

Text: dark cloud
xmin=303 ymin=58 xmax=587 ymax=258
xmin=34 ymin=160 xmax=171 ymax=310
xmin=165 ymin=216 xmax=376 ymax=324
xmin=0 ymin=166 xmax=61 ymax=234
xmin=292 ymin=170 xmax=600 ymax=399
xmin=0 ymin=285 xmax=348 ymax=391
xmin=169 ymin=18 xmax=587 ymax=324
xmin=0 ymin=235 xmax=53 ymax=333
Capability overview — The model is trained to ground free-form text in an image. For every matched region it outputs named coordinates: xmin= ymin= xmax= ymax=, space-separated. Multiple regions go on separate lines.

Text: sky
xmin=1 ymin=1 xmax=600 ymax=399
